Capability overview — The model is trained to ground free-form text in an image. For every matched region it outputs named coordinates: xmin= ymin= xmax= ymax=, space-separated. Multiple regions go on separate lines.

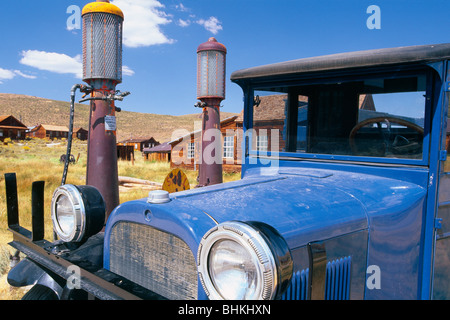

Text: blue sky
xmin=0 ymin=0 xmax=449 ymax=116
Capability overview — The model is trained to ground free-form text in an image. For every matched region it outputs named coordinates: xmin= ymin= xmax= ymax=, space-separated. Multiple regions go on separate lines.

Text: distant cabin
xmin=117 ymin=144 xmax=135 ymax=161
xmin=0 ymin=115 xmax=28 ymax=141
xmin=169 ymin=115 xmax=241 ymax=173
xmin=117 ymin=137 xmax=159 ymax=152
xmin=73 ymin=127 xmax=88 ymax=141
xmin=143 ymin=142 xmax=172 ymax=162
xmin=27 ymin=124 xmax=69 ymax=139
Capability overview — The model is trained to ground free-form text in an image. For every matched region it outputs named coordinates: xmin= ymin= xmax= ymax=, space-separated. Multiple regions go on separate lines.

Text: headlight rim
xmin=51 ymin=184 xmax=87 ymax=243
xmin=51 ymin=184 xmax=105 ymax=243
xmin=197 ymin=220 xmax=291 ymax=300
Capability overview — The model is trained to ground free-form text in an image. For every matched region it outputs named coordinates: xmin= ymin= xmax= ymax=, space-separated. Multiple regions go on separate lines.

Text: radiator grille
xmin=325 ymin=256 xmax=351 ymax=300
xmin=281 ymin=269 xmax=309 ymax=300
xmin=109 ymin=222 xmax=198 ymax=300
xmin=281 ymin=256 xmax=351 ymax=300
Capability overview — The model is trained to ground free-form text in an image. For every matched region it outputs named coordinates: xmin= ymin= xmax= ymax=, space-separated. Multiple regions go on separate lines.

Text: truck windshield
xmin=252 ymin=73 xmax=427 ymax=161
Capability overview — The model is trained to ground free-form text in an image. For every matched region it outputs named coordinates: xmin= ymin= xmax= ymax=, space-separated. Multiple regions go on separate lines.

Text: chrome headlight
xmin=197 ymin=221 xmax=293 ymax=300
xmin=51 ymin=185 xmax=105 ymax=243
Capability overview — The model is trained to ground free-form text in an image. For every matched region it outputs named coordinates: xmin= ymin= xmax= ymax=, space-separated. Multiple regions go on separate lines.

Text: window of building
xmin=257 ymin=134 xmax=268 ymax=152
xmin=187 ymin=142 xmax=195 ymax=159
xmin=223 ymin=135 xmax=234 ymax=159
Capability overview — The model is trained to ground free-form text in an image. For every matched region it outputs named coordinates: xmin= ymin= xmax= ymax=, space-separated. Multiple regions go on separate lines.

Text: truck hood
xmin=172 ymin=167 xmax=426 ymax=249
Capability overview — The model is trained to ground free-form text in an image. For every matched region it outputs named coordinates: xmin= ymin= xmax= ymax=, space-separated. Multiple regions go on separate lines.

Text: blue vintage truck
xmin=5 ymin=43 xmax=450 ymax=300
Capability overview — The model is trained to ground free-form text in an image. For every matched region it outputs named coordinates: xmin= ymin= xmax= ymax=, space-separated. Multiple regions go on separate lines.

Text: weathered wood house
xmin=117 ymin=137 xmax=159 ymax=152
xmin=73 ymin=127 xmax=88 ymax=141
xmin=169 ymin=115 xmax=241 ymax=173
xmin=117 ymin=144 xmax=135 ymax=161
xmin=0 ymin=115 xmax=28 ymax=141
xmin=168 ymin=95 xmax=301 ymax=173
xmin=27 ymin=124 xmax=70 ymax=139
xmin=143 ymin=142 xmax=172 ymax=162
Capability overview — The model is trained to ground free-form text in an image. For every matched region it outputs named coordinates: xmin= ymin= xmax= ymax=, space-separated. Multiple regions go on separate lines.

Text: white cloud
xmin=196 ymin=17 xmax=223 ymax=35
xmin=0 ymin=67 xmax=37 ymax=84
xmin=122 ymin=65 xmax=135 ymax=76
xmin=175 ymin=3 xmax=189 ymax=12
xmin=0 ymin=68 xmax=16 ymax=81
xmin=111 ymin=0 xmax=174 ymax=48
xmin=13 ymin=70 xmax=37 ymax=79
xmin=178 ymin=19 xmax=191 ymax=27
xmin=20 ymin=50 xmax=82 ymax=78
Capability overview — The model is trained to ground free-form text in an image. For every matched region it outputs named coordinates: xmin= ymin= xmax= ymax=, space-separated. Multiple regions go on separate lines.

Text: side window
xmin=252 ymin=91 xmax=287 ymax=153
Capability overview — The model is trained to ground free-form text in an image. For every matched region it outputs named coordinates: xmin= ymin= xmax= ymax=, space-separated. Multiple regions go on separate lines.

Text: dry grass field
xmin=0 ymin=138 xmax=240 ymax=300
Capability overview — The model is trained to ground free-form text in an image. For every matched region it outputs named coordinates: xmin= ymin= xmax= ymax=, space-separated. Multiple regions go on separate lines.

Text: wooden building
xmin=143 ymin=142 xmax=172 ymax=162
xmin=0 ymin=115 xmax=28 ymax=141
xmin=73 ymin=127 xmax=88 ymax=141
xmin=169 ymin=115 xmax=241 ymax=173
xmin=248 ymin=94 xmax=288 ymax=154
xmin=117 ymin=137 xmax=159 ymax=152
xmin=27 ymin=124 xmax=70 ymax=139
xmin=168 ymin=95 xmax=293 ymax=173
xmin=117 ymin=145 xmax=134 ymax=161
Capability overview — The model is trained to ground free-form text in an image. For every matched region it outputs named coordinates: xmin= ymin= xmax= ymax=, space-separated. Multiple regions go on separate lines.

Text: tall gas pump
xmin=195 ymin=37 xmax=227 ymax=187
xmin=80 ymin=0 xmax=127 ymax=217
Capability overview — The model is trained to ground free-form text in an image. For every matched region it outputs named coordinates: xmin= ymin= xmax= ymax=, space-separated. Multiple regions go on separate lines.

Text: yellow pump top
xmin=82 ymin=2 xmax=124 ymax=19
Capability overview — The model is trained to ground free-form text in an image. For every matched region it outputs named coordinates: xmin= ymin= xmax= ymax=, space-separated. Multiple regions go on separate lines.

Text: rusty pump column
xmin=196 ymin=38 xmax=227 ymax=187
xmin=81 ymin=1 xmax=125 ymax=217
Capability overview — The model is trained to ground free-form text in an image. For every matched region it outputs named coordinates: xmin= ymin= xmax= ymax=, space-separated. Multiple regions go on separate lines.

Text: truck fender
xmin=7 ymin=257 xmax=64 ymax=298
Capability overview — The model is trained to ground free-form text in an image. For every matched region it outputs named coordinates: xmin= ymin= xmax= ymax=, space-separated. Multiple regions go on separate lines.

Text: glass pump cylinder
xmin=197 ymin=37 xmax=227 ymax=100
xmin=82 ymin=1 xmax=124 ymax=83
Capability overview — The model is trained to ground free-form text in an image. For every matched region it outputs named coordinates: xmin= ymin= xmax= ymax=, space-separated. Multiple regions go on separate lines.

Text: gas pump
xmin=63 ymin=0 xmax=129 ymax=218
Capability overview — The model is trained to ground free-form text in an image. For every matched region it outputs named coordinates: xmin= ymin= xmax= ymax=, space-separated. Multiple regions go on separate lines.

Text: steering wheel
xmin=349 ymin=116 xmax=424 ymax=156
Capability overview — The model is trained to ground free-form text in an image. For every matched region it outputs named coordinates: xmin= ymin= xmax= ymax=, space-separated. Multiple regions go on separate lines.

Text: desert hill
xmin=0 ymin=93 xmax=239 ymax=143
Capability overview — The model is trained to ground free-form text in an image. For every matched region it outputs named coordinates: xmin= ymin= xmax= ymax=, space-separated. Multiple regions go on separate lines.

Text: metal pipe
xmin=61 ymin=84 xmax=82 ymax=186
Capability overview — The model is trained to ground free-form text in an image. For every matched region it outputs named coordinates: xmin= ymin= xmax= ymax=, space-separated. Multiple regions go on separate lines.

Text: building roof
xmin=39 ymin=124 xmax=69 ymax=132
xmin=235 ymin=95 xmax=304 ymax=123
xmin=0 ymin=115 xmax=28 ymax=129
xmin=143 ymin=141 xmax=171 ymax=153
xmin=118 ymin=137 xmax=157 ymax=144
xmin=169 ymin=116 xmax=238 ymax=145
